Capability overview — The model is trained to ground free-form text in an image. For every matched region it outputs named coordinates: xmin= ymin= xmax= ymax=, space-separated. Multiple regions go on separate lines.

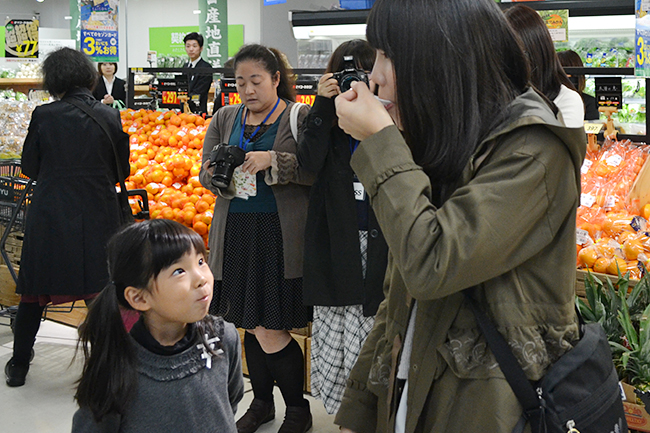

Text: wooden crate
xmin=0 ymin=263 xmax=19 ymax=306
xmin=575 ymin=268 xmax=638 ymax=298
xmin=44 ymin=303 xmax=87 ymax=327
xmin=2 ymin=230 xmax=23 ymax=268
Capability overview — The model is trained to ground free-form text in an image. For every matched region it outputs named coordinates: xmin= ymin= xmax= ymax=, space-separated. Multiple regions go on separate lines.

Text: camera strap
xmin=239 ymin=97 xmax=281 ymax=150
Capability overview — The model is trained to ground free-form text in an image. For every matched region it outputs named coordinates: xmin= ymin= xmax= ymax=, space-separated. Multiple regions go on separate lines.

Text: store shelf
xmin=0 ymin=78 xmax=42 ymax=86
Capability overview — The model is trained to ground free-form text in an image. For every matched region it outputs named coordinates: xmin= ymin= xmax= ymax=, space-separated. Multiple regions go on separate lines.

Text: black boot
xmin=5 ymin=358 xmax=29 ymax=387
xmin=236 ymin=398 xmax=275 ymax=433
xmin=278 ymin=404 xmax=312 ymax=433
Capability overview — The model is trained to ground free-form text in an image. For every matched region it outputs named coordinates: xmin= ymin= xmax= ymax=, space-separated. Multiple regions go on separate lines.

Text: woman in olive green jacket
xmin=332 ymin=1 xmax=587 ymax=432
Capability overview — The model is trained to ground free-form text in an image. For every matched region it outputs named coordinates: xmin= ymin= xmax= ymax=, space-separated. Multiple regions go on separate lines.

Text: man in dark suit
xmin=183 ymin=32 xmax=212 ymax=114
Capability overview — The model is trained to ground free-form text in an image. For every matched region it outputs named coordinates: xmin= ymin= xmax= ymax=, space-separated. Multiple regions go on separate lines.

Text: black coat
xmin=17 ymin=88 xmax=130 ymax=296
xmin=92 ymin=76 xmax=127 ymax=107
xmin=583 ymin=92 xmax=600 ymax=121
xmin=185 ymin=58 xmax=212 ymax=114
xmin=297 ymin=95 xmax=388 ymax=316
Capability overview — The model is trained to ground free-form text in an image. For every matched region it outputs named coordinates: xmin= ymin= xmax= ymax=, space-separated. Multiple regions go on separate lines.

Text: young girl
xmin=72 ymin=220 xmax=244 ymax=433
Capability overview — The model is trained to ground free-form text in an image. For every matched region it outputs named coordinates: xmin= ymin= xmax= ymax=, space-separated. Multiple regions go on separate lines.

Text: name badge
xmin=353 ymin=182 xmax=365 ymax=201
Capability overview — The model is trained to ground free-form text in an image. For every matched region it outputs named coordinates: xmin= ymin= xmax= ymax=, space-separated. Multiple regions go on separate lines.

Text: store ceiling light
xmin=193 ymin=10 xmax=201 ymax=14
xmin=36 ymin=0 xmax=44 ymax=3
xmin=64 ymin=16 xmax=72 ymax=20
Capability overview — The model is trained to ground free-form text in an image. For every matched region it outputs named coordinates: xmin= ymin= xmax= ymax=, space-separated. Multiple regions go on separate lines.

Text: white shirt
xmin=554 ymin=84 xmax=585 ymax=128
xmin=188 ymin=58 xmax=200 ymax=68
xmin=102 ymin=75 xmax=114 ymax=99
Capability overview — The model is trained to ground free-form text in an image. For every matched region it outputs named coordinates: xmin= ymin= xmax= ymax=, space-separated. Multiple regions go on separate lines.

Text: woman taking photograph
xmin=5 ymin=48 xmax=129 ymax=388
xmin=199 ymin=44 xmax=313 ymax=433
xmin=332 ymin=0 xmax=586 ymax=432
xmin=296 ymin=39 xmax=388 ymax=416
xmin=92 ymin=62 xmax=127 ymax=108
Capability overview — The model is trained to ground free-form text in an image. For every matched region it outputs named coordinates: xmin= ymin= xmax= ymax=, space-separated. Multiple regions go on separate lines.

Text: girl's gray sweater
xmin=71 ymin=318 xmax=244 ymax=433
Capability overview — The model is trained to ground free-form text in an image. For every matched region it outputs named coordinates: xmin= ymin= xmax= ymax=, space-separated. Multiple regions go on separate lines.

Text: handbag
xmin=463 ymin=292 xmax=627 ymax=433
xmin=64 ymin=97 xmax=135 ymax=224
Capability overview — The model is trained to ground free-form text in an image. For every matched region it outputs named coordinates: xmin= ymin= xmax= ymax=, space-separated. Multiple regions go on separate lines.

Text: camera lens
xmin=340 ymin=75 xmax=361 ymax=93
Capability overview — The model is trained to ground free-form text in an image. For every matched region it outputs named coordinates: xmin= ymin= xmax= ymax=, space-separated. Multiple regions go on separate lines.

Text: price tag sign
xmin=4 ymin=19 xmax=39 ymax=58
xmin=584 ymin=123 xmax=604 ymax=134
xmin=161 ymin=91 xmax=179 ymax=105
xmin=539 ymin=10 xmax=569 ymax=43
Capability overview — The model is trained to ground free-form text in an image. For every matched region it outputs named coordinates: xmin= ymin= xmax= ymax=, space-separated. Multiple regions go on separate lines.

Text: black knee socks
xmin=244 ymin=333 xmax=308 ymax=408
xmin=244 ymin=331 xmax=275 ymax=402
xmin=12 ymin=302 xmax=46 ymax=366
xmin=266 ymin=338 xmax=308 ymax=408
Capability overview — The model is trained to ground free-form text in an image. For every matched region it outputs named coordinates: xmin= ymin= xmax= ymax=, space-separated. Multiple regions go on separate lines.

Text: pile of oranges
xmin=120 ymin=109 xmax=215 ymax=245
xmin=576 ymin=138 xmax=650 ymax=279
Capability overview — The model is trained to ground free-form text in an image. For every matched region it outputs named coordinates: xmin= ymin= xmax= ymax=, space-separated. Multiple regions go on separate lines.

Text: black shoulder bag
xmin=65 ymin=98 xmax=147 ymax=224
xmin=463 ymin=292 xmax=627 ymax=433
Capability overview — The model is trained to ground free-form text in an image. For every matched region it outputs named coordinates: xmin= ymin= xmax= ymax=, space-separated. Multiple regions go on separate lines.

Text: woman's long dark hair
xmin=75 ymin=220 xmax=218 ymax=422
xmin=504 ymin=5 xmax=576 ymax=101
xmin=233 ymin=44 xmax=296 ymax=101
xmin=366 ymin=0 xmax=529 ymax=196
xmin=557 ymin=49 xmax=585 ymax=93
xmin=326 ymin=39 xmax=375 ymax=74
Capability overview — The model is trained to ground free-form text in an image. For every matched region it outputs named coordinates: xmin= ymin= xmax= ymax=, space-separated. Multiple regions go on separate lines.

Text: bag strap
xmin=290 ymin=102 xmax=307 ymax=142
xmin=462 ymin=292 xmax=546 ymax=427
xmin=64 ymin=97 xmax=128 ymax=201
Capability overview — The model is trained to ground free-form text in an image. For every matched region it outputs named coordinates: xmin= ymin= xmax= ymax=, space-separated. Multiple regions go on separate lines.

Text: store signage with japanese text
xmin=636 ymin=1 xmax=650 ymax=76
xmin=5 ymin=19 xmax=39 ymax=59
xmin=199 ymin=0 xmax=228 ymax=67
xmin=80 ymin=0 xmax=119 ymax=62
xmin=539 ymin=10 xmax=568 ymax=43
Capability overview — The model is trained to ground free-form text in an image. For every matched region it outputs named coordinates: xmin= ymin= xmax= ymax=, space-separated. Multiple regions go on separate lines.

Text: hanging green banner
xmin=5 ymin=18 xmax=39 ymax=59
xmin=199 ymin=0 xmax=228 ymax=66
xmin=79 ymin=0 xmax=119 ymax=62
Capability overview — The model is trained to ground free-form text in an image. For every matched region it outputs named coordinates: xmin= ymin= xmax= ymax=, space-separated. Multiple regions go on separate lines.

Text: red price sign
xmin=161 ymin=91 xmax=179 ymax=105
xmin=296 ymin=94 xmax=316 ymax=106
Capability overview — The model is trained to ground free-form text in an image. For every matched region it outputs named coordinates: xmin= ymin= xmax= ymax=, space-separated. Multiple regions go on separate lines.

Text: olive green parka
xmin=334 ymin=88 xmax=587 ymax=433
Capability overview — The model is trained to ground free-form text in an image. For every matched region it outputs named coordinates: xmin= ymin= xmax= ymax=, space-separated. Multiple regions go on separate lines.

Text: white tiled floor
xmin=0 ymin=316 xmax=339 ymax=433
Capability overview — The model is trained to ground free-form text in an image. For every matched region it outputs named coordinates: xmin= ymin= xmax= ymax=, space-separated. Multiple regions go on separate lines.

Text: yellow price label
xmin=638 ymin=36 xmax=646 ymax=66
xmin=162 ymin=91 xmax=179 ymax=105
xmin=584 ymin=123 xmax=604 ymax=134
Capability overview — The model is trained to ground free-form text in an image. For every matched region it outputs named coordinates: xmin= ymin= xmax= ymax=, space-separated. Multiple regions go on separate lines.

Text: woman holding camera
xmin=332 ymin=0 xmax=586 ymax=432
xmin=296 ymin=39 xmax=388 ymax=416
xmin=199 ymin=44 xmax=314 ymax=433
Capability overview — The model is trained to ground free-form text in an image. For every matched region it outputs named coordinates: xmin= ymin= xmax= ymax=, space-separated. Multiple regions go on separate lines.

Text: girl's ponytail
xmin=75 ymin=282 xmax=138 ymax=422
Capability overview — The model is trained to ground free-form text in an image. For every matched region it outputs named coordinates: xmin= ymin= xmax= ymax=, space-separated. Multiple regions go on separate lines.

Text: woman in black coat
xmin=5 ymin=48 xmax=129 ymax=388
xmin=92 ymin=62 xmax=127 ymax=108
xmin=296 ymin=40 xmax=388 ymax=415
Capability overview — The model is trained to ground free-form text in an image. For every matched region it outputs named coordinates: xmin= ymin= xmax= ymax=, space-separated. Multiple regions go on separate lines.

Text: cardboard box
xmin=621 ymin=382 xmax=650 ymax=432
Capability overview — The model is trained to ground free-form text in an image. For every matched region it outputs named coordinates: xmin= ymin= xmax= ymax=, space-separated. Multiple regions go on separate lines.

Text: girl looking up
xmin=72 ymin=219 xmax=244 ymax=433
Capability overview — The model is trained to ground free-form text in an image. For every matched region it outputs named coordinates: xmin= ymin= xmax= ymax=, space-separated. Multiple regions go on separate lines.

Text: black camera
xmin=332 ymin=55 xmax=369 ymax=93
xmin=208 ymin=144 xmax=246 ymax=189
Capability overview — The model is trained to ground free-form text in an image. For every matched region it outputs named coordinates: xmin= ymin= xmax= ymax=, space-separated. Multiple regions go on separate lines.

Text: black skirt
xmin=210 ymin=212 xmax=311 ymax=330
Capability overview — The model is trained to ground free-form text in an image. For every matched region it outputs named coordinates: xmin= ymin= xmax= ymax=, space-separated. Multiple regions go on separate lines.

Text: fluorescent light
xmin=64 ymin=16 xmax=72 ymax=20
xmin=36 ymin=0 xmax=44 ymax=3
xmin=293 ymin=24 xmax=367 ymax=40
xmin=569 ymin=15 xmax=635 ymax=31
xmin=193 ymin=10 xmax=201 ymax=14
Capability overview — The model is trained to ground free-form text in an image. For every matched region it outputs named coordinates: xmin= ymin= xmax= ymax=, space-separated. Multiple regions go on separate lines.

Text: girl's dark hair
xmin=557 ymin=49 xmax=585 ymax=93
xmin=42 ymin=47 xmax=98 ymax=97
xmin=326 ymin=39 xmax=376 ymax=74
xmin=233 ymin=44 xmax=296 ymax=101
xmin=75 ymin=219 xmax=217 ymax=422
xmin=366 ymin=0 xmax=530 ymax=196
xmin=504 ymin=5 xmax=576 ymax=100
xmin=97 ymin=62 xmax=118 ymax=75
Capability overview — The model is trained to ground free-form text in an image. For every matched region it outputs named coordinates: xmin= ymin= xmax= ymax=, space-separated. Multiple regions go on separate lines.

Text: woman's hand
xmin=103 ymin=94 xmax=114 ymax=105
xmin=335 ymin=81 xmax=394 ymax=141
xmin=241 ymin=151 xmax=272 ymax=175
xmin=318 ymin=73 xmax=340 ymax=99
xmin=202 ymin=159 xmax=214 ymax=177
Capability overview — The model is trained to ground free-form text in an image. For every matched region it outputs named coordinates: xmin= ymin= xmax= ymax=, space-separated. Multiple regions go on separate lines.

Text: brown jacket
xmin=334 ymin=89 xmax=587 ymax=433
xmin=199 ymin=102 xmax=314 ymax=279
